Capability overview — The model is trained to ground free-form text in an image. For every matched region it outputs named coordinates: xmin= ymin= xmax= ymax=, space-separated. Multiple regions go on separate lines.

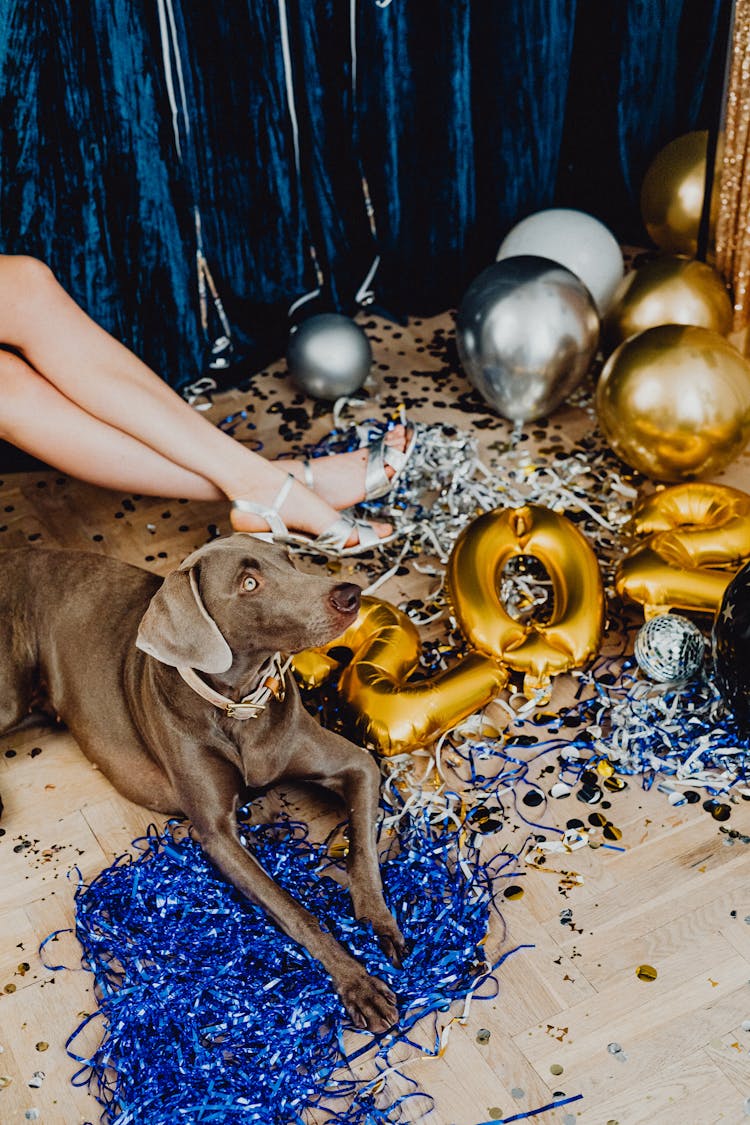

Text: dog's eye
xmin=241 ymin=574 xmax=258 ymax=592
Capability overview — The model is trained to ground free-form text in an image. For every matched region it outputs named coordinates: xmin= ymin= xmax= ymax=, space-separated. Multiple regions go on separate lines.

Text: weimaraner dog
xmin=0 ymin=535 xmax=405 ymax=1030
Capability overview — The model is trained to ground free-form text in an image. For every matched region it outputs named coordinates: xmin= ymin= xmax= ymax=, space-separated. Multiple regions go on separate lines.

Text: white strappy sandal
xmin=362 ymin=420 xmax=417 ymax=501
xmin=301 ymin=421 xmax=418 ymax=503
xmin=231 ymin=475 xmax=400 ymax=558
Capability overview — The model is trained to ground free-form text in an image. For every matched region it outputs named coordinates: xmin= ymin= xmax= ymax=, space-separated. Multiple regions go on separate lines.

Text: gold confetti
xmin=603 ymin=775 xmax=628 ymax=792
xmin=636 ymin=964 xmax=657 ymax=982
xmin=34 ymin=1042 xmax=48 ymax=1052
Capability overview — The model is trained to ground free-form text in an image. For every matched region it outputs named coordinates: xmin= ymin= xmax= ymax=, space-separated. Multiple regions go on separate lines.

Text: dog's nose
xmin=330 ymin=582 xmax=361 ymax=615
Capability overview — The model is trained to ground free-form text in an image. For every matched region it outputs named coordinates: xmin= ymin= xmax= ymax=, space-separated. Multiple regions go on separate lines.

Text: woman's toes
xmin=344 ymin=519 xmax=393 ymax=548
xmin=383 ymin=423 xmax=407 ymax=454
xmin=273 ymin=421 xmax=412 ymax=513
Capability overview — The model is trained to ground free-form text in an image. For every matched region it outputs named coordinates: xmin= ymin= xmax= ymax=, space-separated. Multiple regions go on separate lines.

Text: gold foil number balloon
xmin=446 ymin=504 xmax=605 ymax=697
xmin=596 ymin=324 xmax=750 ymax=481
xmin=615 ymin=482 xmax=750 ymax=617
xmin=294 ymin=504 xmax=607 ymax=753
xmin=292 ymin=597 xmax=507 ymax=756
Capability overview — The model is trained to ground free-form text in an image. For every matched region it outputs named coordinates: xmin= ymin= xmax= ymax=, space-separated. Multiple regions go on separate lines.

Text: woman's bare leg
xmin=0 ymin=256 xmax=402 ymax=542
xmin=0 ymin=349 xmax=224 ymax=497
xmin=0 ymin=347 xmax=405 ymax=510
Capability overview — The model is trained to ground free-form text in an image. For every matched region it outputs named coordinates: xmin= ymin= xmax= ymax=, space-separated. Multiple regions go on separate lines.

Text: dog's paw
xmin=359 ymin=910 xmax=407 ymax=969
xmin=338 ymin=967 xmax=399 ymax=1033
xmin=374 ymin=915 xmax=407 ymax=969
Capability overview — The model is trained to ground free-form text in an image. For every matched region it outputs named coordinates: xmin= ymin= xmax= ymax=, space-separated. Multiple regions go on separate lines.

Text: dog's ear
xmin=135 ymin=563 xmax=233 ymax=673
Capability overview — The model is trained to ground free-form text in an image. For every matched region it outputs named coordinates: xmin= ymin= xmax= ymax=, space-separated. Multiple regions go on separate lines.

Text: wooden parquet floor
xmin=0 ymin=311 xmax=749 ymax=1125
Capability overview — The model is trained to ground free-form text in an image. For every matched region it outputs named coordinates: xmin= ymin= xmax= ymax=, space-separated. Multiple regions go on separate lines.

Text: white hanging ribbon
xmin=349 ymin=0 xmax=381 ymax=307
xmin=156 ymin=0 xmax=190 ymax=157
xmin=156 ymin=0 xmax=233 ymax=357
xmin=277 ymin=0 xmax=302 ymax=179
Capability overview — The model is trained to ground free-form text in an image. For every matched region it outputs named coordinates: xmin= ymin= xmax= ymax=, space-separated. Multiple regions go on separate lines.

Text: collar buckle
xmin=225 ymin=699 xmax=264 ymax=720
xmin=176 ymin=653 xmax=292 ymax=722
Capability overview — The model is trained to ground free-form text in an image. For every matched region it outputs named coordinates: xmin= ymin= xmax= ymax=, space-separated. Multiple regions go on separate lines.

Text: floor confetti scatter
xmin=1 ymin=310 xmax=750 ymax=1123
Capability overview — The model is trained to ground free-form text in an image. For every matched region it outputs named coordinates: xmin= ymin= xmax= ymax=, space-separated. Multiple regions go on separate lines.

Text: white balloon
xmin=496 ymin=208 xmax=624 ymax=315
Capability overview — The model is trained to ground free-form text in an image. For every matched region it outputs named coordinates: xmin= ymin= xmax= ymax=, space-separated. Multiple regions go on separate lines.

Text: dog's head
xmin=135 ymin=534 xmax=361 ymax=672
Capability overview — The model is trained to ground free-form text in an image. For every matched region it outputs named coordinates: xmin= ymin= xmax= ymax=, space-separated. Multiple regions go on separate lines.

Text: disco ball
xmin=634 ymin=614 xmax=705 ymax=683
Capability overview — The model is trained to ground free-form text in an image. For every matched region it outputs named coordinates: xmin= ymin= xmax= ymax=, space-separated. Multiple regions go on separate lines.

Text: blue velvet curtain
xmin=0 ymin=0 xmax=726 ymax=391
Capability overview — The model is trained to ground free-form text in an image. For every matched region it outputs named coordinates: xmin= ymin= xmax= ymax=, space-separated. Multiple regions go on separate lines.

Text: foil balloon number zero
xmin=615 ymin=482 xmax=750 ymax=617
xmin=447 ymin=504 xmax=605 ymax=698
xmin=293 ymin=504 xmax=605 ymax=755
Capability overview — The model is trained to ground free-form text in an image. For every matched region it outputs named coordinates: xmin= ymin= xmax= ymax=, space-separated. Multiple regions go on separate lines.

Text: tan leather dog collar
xmin=176 ymin=652 xmax=292 ymax=720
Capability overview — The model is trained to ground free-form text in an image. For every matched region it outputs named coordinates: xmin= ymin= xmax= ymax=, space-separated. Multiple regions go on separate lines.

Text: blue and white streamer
xmin=52 ymin=808 xmax=518 ymax=1124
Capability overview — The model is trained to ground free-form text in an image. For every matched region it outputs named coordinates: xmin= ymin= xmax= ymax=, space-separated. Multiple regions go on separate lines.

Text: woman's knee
xmin=0 ymin=255 xmax=56 ymax=299
xmin=0 ymin=256 xmax=59 ymax=349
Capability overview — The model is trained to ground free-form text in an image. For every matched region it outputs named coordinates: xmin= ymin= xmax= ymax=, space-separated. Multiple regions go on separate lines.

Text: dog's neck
xmin=175 ymin=650 xmax=291 ymax=723
xmin=205 ymin=651 xmax=282 ymax=697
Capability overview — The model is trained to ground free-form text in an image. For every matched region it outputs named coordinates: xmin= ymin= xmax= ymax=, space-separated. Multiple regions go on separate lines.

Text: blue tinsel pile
xmin=63 ymin=811 xmax=499 ymax=1125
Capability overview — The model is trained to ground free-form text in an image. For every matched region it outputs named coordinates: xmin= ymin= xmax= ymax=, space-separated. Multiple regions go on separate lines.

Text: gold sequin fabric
xmin=713 ymin=0 xmax=750 ymax=331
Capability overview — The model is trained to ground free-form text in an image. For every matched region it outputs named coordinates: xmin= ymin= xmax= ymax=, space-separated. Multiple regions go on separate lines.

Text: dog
xmin=0 ymin=535 xmax=405 ymax=1030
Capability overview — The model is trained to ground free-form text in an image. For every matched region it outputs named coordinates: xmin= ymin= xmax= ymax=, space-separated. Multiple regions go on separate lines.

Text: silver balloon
xmin=456 ymin=255 xmax=600 ymax=422
xmin=287 ymin=313 xmax=372 ymax=400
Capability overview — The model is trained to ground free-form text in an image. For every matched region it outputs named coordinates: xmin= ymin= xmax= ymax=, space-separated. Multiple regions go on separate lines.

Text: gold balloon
xmin=615 ymin=482 xmax=750 ymax=617
xmin=446 ymin=504 xmax=604 ymax=697
xmin=604 ymin=256 xmax=733 ymax=350
xmin=292 ymin=597 xmax=507 ymax=756
xmin=640 ymin=131 xmax=708 ymax=255
xmin=627 ymin=482 xmax=750 ymax=564
xmin=596 ymin=324 xmax=750 ymax=482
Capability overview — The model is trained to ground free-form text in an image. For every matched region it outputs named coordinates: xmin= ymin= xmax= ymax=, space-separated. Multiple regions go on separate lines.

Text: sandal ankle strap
xmin=231 ymin=473 xmax=296 ymax=538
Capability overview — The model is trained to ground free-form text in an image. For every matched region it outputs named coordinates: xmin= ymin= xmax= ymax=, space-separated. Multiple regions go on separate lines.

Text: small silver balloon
xmin=287 ymin=313 xmax=372 ymax=400
xmin=456 ymin=255 xmax=600 ymax=422
xmin=634 ymin=613 xmax=705 ymax=683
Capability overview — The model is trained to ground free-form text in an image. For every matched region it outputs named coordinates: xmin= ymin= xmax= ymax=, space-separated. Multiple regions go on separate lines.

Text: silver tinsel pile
xmin=314 ymin=412 xmax=640 ymax=608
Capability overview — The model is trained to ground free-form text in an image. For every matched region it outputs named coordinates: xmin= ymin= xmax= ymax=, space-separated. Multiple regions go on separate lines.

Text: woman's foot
xmin=276 ymin=424 xmax=409 ymax=511
xmin=229 ymin=466 xmax=394 ymax=551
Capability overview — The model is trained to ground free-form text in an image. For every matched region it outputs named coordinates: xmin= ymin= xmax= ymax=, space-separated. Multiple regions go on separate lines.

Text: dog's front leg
xmin=174 ymin=753 xmax=399 ymax=1032
xmin=287 ymin=724 xmax=406 ymax=969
